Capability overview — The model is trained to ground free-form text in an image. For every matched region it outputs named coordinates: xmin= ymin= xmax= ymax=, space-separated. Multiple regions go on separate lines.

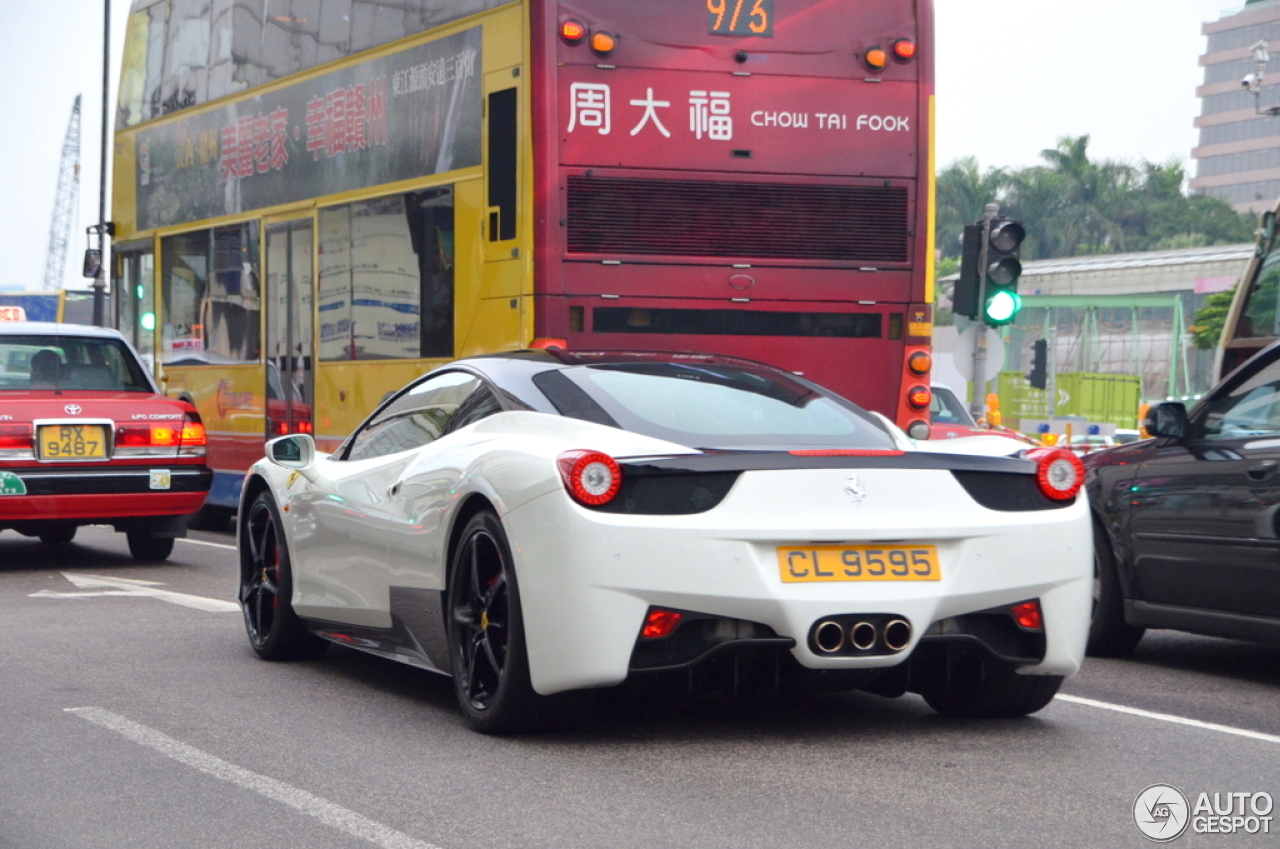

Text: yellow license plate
xmin=778 ymin=545 xmax=940 ymax=583
xmin=39 ymin=424 xmax=108 ymax=460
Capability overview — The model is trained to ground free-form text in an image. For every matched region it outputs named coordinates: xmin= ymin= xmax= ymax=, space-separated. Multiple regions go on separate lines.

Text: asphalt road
xmin=2 ymin=525 xmax=1279 ymax=849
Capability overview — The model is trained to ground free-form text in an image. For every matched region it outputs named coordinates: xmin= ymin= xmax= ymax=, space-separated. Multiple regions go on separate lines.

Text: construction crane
xmin=43 ymin=95 xmax=82 ymax=291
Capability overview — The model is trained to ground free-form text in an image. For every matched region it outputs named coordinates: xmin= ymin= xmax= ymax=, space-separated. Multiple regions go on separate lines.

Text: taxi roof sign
xmin=0 ymin=306 xmax=27 ymax=322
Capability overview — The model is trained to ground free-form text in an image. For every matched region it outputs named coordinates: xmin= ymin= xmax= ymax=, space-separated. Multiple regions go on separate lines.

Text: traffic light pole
xmin=969 ymin=203 xmax=999 ymax=420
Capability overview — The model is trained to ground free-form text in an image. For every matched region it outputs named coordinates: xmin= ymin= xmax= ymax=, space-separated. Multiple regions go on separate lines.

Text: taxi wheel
xmin=1086 ymin=523 xmax=1144 ymax=658
xmin=238 ymin=493 xmax=326 ymax=661
xmin=921 ymin=657 xmax=1063 ymax=718
xmin=445 ymin=510 xmax=592 ymax=734
xmin=38 ymin=525 xmax=77 ymax=545
xmin=126 ymin=531 xmax=174 ymax=562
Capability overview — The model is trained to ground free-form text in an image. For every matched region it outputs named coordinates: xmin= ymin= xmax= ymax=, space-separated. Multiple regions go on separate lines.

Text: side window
xmin=1202 ymin=358 xmax=1280 ymax=439
xmin=343 ymin=371 xmax=483 ymax=462
xmin=445 ymin=384 xmax=503 ymax=434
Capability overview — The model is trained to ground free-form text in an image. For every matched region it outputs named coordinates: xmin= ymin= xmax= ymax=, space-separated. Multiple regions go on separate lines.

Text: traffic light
xmin=951 ymin=224 xmax=982 ymax=320
xmin=1026 ymin=338 xmax=1048 ymax=390
xmin=981 ymin=218 xmax=1025 ymax=326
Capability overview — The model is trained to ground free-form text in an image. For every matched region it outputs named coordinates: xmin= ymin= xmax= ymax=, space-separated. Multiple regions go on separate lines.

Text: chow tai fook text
xmin=566 ymin=81 xmax=908 ymax=139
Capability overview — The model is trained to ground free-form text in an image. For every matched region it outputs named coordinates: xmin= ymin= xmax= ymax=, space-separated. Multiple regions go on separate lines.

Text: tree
xmin=936 ymin=136 xmax=1257 ymax=266
xmin=1189 ymin=287 xmax=1237 ymax=350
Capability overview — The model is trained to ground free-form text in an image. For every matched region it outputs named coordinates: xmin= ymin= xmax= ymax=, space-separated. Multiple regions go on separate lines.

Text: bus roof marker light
xmin=560 ymin=19 xmax=587 ymax=45
xmin=590 ymin=31 xmax=616 ymax=56
xmin=864 ymin=47 xmax=888 ymax=71
xmin=891 ymin=39 xmax=916 ymax=62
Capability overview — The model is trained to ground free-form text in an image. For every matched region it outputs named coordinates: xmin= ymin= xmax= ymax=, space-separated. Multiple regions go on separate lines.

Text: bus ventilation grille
xmin=566 ymin=176 xmax=909 ymax=263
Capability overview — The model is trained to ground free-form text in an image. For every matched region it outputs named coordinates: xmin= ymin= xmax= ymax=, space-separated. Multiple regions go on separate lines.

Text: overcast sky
xmin=0 ymin=0 xmax=1246 ymax=291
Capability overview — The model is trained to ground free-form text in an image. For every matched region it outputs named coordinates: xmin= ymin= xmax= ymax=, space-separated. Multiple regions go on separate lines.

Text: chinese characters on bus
xmin=569 ymin=84 xmax=733 ymax=140
xmin=305 ymin=79 xmax=388 ymax=161
xmin=219 ymin=108 xmax=290 ymax=179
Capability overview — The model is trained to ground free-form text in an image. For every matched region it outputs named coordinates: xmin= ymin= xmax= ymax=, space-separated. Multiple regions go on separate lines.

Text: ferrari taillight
xmin=1027 ymin=448 xmax=1084 ymax=501
xmin=557 ymin=449 xmax=622 ymax=507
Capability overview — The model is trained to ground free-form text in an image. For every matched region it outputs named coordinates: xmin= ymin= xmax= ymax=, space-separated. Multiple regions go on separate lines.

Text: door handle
xmin=1247 ymin=460 xmax=1278 ymax=480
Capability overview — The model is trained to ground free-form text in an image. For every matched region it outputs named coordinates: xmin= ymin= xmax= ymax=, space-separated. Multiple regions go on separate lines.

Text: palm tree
xmin=935 ymin=157 xmax=1007 ymax=259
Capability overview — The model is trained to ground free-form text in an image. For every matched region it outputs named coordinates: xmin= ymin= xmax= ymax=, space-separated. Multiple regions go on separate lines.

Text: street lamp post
xmin=93 ymin=0 xmax=111 ymax=327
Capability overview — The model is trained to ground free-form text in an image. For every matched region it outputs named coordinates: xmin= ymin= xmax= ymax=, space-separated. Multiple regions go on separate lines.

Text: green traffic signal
xmin=982 ymin=218 xmax=1025 ymax=327
xmin=984 ymin=289 xmax=1021 ymax=323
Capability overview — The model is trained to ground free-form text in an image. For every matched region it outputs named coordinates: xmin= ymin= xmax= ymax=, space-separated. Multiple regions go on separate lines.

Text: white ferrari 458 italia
xmin=237 ymin=350 xmax=1092 ymax=733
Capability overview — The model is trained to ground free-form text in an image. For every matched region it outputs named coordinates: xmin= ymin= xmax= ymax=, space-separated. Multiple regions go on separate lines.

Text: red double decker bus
xmin=112 ymin=0 xmax=935 ymax=518
xmin=535 ymin=1 xmax=936 ymax=434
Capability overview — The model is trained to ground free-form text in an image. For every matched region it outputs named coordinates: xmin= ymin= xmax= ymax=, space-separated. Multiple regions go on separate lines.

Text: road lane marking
xmin=179 ymin=537 xmax=236 ymax=551
xmin=1056 ymin=693 xmax=1280 ymax=745
xmin=28 ymin=572 xmax=239 ymax=613
xmin=66 ymin=708 xmax=440 ymax=849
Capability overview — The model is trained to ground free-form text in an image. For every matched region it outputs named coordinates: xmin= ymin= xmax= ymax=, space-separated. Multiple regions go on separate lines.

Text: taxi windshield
xmin=0 ymin=335 xmax=153 ymax=393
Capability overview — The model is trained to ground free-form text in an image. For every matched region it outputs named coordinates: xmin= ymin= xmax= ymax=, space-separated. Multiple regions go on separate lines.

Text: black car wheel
xmin=446 ymin=510 xmax=592 ymax=734
xmin=921 ymin=655 xmax=1063 ymax=718
xmin=126 ymin=531 xmax=174 ymax=562
xmin=239 ymin=492 xmax=326 ymax=661
xmin=38 ymin=524 xmax=77 ymax=545
xmin=1086 ymin=521 xmax=1145 ymax=657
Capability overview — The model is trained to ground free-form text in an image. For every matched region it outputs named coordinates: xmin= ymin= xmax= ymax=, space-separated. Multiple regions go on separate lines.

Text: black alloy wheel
xmin=449 ymin=514 xmax=514 ymax=717
xmin=239 ymin=492 xmax=325 ymax=661
xmin=445 ymin=510 xmax=592 ymax=734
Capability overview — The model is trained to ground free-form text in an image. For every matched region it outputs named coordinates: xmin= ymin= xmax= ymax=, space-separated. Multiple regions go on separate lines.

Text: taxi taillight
xmin=0 ymin=424 xmax=33 ymax=450
xmin=115 ymin=413 xmax=207 ymax=456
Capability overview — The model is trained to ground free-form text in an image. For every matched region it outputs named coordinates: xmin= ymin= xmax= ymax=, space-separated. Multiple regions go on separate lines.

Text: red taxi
xmin=0 ymin=317 xmax=212 ymax=560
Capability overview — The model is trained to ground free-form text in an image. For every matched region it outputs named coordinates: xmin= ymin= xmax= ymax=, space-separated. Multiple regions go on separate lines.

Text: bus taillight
xmin=591 ymin=31 xmax=617 ymax=56
xmin=891 ymin=39 xmax=917 ymax=62
xmin=907 ymin=386 xmax=931 ymax=410
xmin=560 ymin=19 xmax=587 ymax=44
xmin=898 ymin=343 xmax=932 ymax=439
xmin=907 ymin=351 xmax=931 ymax=376
xmin=864 ymin=47 xmax=888 ymax=71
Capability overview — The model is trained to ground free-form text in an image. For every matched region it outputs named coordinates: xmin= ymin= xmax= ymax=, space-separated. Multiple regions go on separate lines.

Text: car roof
xmin=0 ymin=321 xmax=129 ymax=341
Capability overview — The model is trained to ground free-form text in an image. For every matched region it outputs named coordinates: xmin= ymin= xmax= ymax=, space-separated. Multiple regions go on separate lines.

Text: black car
xmin=1085 ymin=340 xmax=1280 ymax=655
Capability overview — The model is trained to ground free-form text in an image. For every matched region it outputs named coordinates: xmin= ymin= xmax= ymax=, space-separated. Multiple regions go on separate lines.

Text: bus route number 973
xmin=707 ymin=0 xmax=773 ymax=37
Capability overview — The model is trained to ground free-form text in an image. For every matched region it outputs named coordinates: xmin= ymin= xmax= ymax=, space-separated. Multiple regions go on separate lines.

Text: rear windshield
xmin=0 ymin=334 xmax=153 ymax=392
xmin=534 ymin=362 xmax=896 ymax=450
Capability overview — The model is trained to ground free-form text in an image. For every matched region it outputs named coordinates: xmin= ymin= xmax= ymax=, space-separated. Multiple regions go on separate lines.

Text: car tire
xmin=445 ymin=510 xmax=593 ymax=734
xmin=921 ymin=657 xmax=1063 ymax=718
xmin=1086 ymin=522 xmax=1145 ymax=658
xmin=238 ymin=492 xmax=327 ymax=661
xmin=126 ymin=531 xmax=174 ymax=562
xmin=38 ymin=525 xmax=77 ymax=545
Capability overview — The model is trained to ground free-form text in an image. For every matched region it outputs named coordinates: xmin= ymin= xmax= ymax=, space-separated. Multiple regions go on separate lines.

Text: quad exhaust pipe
xmin=883 ymin=619 xmax=912 ymax=651
xmin=811 ymin=616 xmax=913 ymax=656
xmin=814 ymin=620 xmax=845 ymax=653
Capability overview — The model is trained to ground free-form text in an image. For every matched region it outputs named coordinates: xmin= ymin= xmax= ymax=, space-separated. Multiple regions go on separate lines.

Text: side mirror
xmin=82 ymin=248 xmax=102 ymax=279
xmin=266 ymin=434 xmax=318 ymax=480
xmin=1143 ymin=402 xmax=1189 ymax=440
